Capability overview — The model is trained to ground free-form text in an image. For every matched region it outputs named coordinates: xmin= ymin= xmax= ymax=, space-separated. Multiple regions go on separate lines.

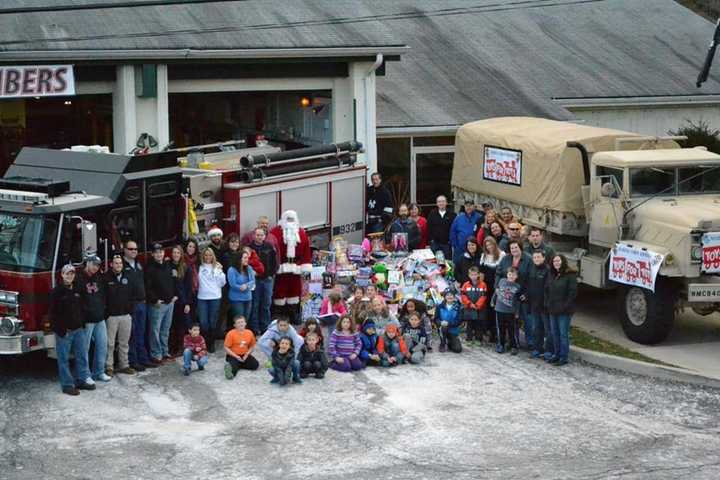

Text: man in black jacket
xmin=366 ymin=172 xmax=393 ymax=234
xmin=387 ymin=203 xmax=421 ymax=251
xmin=145 ymin=243 xmax=177 ymax=364
xmin=106 ymin=255 xmax=136 ymax=376
xmin=77 ymin=255 xmax=111 ymax=383
xmin=123 ymin=239 xmax=153 ymax=371
xmin=426 ymin=195 xmax=456 ymax=259
xmin=250 ymin=228 xmax=278 ymax=334
xmin=526 ymin=251 xmax=552 ymax=359
xmin=50 ymin=264 xmax=94 ymax=395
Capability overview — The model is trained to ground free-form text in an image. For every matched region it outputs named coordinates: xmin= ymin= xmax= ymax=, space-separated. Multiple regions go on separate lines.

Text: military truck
xmin=452 ymin=117 xmax=720 ymax=344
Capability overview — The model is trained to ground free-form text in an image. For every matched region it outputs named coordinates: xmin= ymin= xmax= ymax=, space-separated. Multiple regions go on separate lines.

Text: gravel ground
xmin=2 ymin=344 xmax=720 ymax=480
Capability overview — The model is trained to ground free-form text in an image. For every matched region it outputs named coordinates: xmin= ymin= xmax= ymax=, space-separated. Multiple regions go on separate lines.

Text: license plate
xmin=688 ymin=284 xmax=720 ymax=302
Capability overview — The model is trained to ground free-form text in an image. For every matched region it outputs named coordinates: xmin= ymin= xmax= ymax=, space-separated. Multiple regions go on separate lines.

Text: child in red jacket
xmin=460 ymin=266 xmax=488 ymax=344
xmin=377 ymin=323 xmax=410 ymax=367
xmin=182 ymin=323 xmax=208 ymax=375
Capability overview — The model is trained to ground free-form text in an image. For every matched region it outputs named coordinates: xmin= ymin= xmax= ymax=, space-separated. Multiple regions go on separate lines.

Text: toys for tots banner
xmin=609 ymin=243 xmax=665 ymax=292
xmin=701 ymin=232 xmax=720 ymax=273
xmin=483 ymin=146 xmax=522 ymax=186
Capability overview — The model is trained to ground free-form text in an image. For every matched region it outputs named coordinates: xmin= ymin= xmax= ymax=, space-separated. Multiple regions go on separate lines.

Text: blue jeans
xmin=149 ymin=302 xmax=175 ymax=360
xmin=528 ymin=312 xmax=552 ymax=355
xmin=452 ymin=247 xmax=464 ymax=269
xmin=84 ymin=320 xmax=108 ymax=379
xmin=550 ymin=314 xmax=572 ymax=361
xmin=128 ymin=302 xmax=150 ymax=366
xmin=519 ymin=303 xmax=533 ymax=349
xmin=55 ymin=328 xmax=90 ymax=389
xmin=230 ymin=301 xmax=253 ymax=330
xmin=183 ymin=348 xmax=209 ymax=370
xmin=197 ymin=298 xmax=221 ymax=336
xmin=252 ymin=277 xmax=274 ymax=334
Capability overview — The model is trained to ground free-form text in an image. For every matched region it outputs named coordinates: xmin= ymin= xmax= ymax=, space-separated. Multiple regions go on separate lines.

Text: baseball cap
xmin=61 ymin=264 xmax=76 ymax=274
xmin=85 ymin=254 xmax=102 ymax=265
xmin=151 ymin=243 xmax=164 ymax=252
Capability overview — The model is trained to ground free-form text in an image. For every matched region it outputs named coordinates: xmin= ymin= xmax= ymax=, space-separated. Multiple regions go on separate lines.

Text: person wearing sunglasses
xmin=122 ymin=240 xmax=156 ymax=372
xmin=499 ymin=221 xmax=524 ymax=254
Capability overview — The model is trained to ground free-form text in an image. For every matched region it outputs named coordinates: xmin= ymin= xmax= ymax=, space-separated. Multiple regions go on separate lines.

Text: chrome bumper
xmin=0 ymin=331 xmax=52 ymax=355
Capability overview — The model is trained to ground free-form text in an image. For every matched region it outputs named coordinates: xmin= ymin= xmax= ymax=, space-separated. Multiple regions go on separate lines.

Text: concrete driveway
xmin=573 ymin=286 xmax=720 ymax=380
xmin=1 ymin=346 xmax=719 ymax=480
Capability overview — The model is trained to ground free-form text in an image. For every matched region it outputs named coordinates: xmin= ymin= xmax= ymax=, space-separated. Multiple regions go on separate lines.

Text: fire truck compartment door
xmin=239 ymin=191 xmax=278 ymax=236
xmin=281 ymin=183 xmax=328 ymax=230
xmin=331 ymin=176 xmax=364 ymax=244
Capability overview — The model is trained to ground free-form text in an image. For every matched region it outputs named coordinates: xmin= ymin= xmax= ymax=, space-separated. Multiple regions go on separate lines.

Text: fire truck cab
xmin=0 ymin=147 xmax=182 ymax=355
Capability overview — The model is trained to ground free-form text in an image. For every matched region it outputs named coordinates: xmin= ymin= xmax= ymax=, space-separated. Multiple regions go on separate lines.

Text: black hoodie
xmin=456 ymin=245 xmax=481 ymax=284
xmin=145 ymin=259 xmax=176 ymax=304
xmin=526 ymin=263 xmax=550 ymax=314
xmin=49 ymin=283 xmax=84 ymax=335
xmin=76 ymin=269 xmax=106 ymax=323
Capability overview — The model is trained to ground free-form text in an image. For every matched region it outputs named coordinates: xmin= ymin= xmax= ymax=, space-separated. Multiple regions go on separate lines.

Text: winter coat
xmin=271 ymin=348 xmax=295 ymax=371
xmin=434 ymin=301 xmax=462 ymax=336
xmin=49 ymin=283 xmax=84 ymax=335
xmin=359 ymin=323 xmax=380 ymax=361
xmin=426 ymin=208 xmax=456 ymax=245
xmin=76 ymin=270 xmax=106 ymax=323
xmin=461 ymin=280 xmax=488 ymax=311
xmin=526 ymin=263 xmax=550 ymax=314
xmin=449 ymin=211 xmax=481 ymax=252
xmin=524 ymin=241 xmax=556 ymax=264
xmin=105 ymin=270 xmax=135 ymax=316
xmin=169 ymin=260 xmax=193 ymax=311
xmin=495 ymin=252 xmax=533 ymax=288
xmin=413 ymin=216 xmax=428 ymax=248
xmin=545 ymin=271 xmax=578 ymax=315
xmin=259 ymin=320 xmax=304 ymax=358
xmin=377 ymin=332 xmax=409 ymax=358
xmin=402 ymin=324 xmax=428 ymax=349
xmin=387 ymin=217 xmax=421 ymax=251
xmin=251 ymin=241 xmax=278 ymax=279
xmin=123 ymin=258 xmax=145 ymax=302
xmin=367 ymin=184 xmax=394 ymax=225
xmin=145 ymin=259 xmax=176 ymax=304
xmin=227 ymin=265 xmax=255 ymax=303
xmin=455 ymin=247 xmax=482 ymax=285
xmin=297 ymin=344 xmax=328 ymax=370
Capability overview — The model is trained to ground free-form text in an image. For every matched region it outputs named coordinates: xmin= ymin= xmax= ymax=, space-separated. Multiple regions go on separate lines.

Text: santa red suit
xmin=270 ymin=210 xmax=312 ymax=305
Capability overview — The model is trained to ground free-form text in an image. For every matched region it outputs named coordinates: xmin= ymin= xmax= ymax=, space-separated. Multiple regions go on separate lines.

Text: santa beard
xmin=282 ymin=221 xmax=301 ymax=260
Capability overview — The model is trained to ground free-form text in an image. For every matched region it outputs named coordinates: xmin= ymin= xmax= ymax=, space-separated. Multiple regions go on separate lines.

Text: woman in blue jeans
xmin=227 ymin=250 xmax=256 ymax=331
xmin=545 ymin=254 xmax=578 ymax=366
xmin=197 ymin=247 xmax=226 ymax=353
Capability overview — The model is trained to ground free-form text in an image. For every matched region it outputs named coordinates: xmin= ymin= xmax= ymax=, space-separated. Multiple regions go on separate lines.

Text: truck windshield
xmin=630 ymin=165 xmax=720 ymax=197
xmin=0 ymin=214 xmax=58 ymax=272
xmin=630 ymin=167 xmax=675 ymax=197
xmin=679 ymin=166 xmax=720 ymax=194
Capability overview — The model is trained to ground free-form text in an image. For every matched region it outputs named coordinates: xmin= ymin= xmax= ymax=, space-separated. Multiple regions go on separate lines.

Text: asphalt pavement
xmin=2 ymin=344 xmax=720 ymax=480
xmin=573 ymin=286 xmax=720 ymax=380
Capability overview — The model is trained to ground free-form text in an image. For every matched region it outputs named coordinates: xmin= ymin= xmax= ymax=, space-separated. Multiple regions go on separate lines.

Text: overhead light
xmin=64 ymin=100 xmax=72 ymax=106
xmin=300 ymin=97 xmax=311 ymax=108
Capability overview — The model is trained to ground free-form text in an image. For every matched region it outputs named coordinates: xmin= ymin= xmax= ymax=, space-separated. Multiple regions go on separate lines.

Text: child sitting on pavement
xmin=460 ymin=267 xmax=488 ymax=344
xmin=299 ymin=317 xmax=324 ymax=347
xmin=259 ymin=317 xmax=304 ymax=361
xmin=223 ymin=316 xmax=259 ymax=379
xmin=434 ymin=290 xmax=463 ymax=353
xmin=328 ymin=315 xmax=364 ymax=372
xmin=491 ymin=267 xmax=523 ymax=355
xmin=359 ymin=319 xmax=382 ymax=367
xmin=377 ymin=323 xmax=411 ymax=367
xmin=182 ymin=323 xmax=208 ymax=376
xmin=402 ymin=313 xmax=428 ymax=364
xmin=270 ymin=337 xmax=302 ymax=385
xmin=398 ymin=298 xmax=433 ymax=351
xmin=297 ymin=332 xmax=328 ymax=379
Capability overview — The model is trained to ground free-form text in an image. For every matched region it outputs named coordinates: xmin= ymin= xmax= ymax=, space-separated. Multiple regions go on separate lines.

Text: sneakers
xmin=553 ymin=359 xmax=568 ymax=367
xmin=439 ymin=344 xmax=447 ymax=353
xmin=83 ymin=377 xmax=96 ymax=386
xmin=105 ymin=367 xmax=114 ymax=377
xmin=510 ymin=348 xmax=518 ymax=356
xmin=95 ymin=373 xmax=112 ymax=382
xmin=495 ymin=344 xmax=505 ymax=354
xmin=183 ymin=368 xmax=191 ymax=376
xmin=198 ymin=364 xmax=205 ymax=371
xmin=76 ymin=382 xmax=96 ymax=391
xmin=117 ymin=367 xmax=137 ymax=375
xmin=224 ymin=363 xmax=234 ymax=380
xmin=62 ymin=387 xmax=80 ymax=396
xmin=293 ymin=377 xmax=303 ymax=384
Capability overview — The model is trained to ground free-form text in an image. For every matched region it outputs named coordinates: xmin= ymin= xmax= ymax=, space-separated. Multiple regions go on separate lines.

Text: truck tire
xmin=618 ymin=280 xmax=675 ymax=345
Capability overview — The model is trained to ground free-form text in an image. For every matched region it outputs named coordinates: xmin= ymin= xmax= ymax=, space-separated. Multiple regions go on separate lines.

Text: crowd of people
xmin=49 ymin=172 xmax=577 ymax=396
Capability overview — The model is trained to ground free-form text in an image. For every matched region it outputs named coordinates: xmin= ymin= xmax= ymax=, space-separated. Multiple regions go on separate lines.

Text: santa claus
xmin=270 ymin=210 xmax=313 ymax=306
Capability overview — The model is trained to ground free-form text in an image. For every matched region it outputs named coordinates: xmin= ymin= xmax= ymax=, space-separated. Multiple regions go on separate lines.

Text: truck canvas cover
xmin=452 ymin=117 xmax=674 ymax=216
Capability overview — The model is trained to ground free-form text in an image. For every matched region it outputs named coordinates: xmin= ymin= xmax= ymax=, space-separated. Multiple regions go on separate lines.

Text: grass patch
xmin=571 ymin=326 xmax=676 ymax=367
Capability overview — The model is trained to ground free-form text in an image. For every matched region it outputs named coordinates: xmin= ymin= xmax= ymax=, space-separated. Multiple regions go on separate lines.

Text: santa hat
xmin=208 ymin=225 xmax=223 ymax=238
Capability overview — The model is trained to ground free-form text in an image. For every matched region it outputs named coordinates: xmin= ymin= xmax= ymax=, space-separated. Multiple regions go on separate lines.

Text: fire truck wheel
xmin=618 ymin=279 xmax=675 ymax=345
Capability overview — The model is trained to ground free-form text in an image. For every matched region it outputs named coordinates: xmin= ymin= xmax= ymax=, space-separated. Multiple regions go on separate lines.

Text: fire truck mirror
xmin=80 ymin=221 xmax=98 ymax=258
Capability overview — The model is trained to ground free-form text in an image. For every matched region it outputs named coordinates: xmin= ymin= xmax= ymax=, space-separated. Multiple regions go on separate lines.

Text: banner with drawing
xmin=701 ymin=232 xmax=720 ymax=273
xmin=483 ymin=146 xmax=522 ymax=186
xmin=609 ymin=243 xmax=665 ymax=292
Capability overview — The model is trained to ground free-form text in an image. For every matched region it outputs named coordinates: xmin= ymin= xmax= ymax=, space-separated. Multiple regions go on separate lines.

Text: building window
xmin=169 ymin=91 xmax=332 ymax=149
xmin=0 ymin=94 xmax=113 ymax=175
xmin=377 ymin=137 xmax=411 ymax=207
xmin=413 ymin=136 xmax=455 ymax=147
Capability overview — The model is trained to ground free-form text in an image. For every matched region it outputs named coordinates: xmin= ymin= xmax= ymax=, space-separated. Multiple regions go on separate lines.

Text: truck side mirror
xmin=80 ymin=220 xmax=98 ymax=257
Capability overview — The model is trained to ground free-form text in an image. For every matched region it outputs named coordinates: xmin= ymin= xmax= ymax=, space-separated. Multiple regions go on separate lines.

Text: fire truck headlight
xmin=691 ymin=246 xmax=703 ymax=261
xmin=0 ymin=317 xmax=22 ymax=336
xmin=5 ymin=292 xmax=17 ymax=304
xmin=0 ymin=293 xmax=7 ymax=302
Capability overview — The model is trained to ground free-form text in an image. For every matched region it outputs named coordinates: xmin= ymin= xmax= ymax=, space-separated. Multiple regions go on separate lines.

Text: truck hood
xmin=632 ymin=196 xmax=720 ymax=231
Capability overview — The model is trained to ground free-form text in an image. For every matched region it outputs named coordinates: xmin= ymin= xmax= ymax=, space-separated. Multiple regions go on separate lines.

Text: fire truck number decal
xmin=483 ymin=146 xmax=522 ymax=186
xmin=701 ymin=232 xmax=720 ymax=273
xmin=609 ymin=243 xmax=664 ymax=292
xmin=333 ymin=221 xmax=363 ymax=236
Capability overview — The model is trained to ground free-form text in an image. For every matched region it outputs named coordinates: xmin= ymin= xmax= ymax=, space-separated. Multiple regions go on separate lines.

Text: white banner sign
xmin=609 ymin=243 xmax=665 ymax=292
xmin=0 ymin=65 xmax=75 ymax=98
xmin=483 ymin=145 xmax=522 ymax=186
xmin=701 ymin=232 xmax=720 ymax=273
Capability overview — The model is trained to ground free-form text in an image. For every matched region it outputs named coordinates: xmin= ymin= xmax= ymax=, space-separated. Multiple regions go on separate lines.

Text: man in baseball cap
xmin=77 ymin=254 xmax=111 ymax=384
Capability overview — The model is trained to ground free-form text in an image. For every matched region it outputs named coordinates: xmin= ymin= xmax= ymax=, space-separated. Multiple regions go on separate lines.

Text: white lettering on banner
xmin=701 ymin=232 xmax=720 ymax=273
xmin=483 ymin=146 xmax=522 ymax=186
xmin=609 ymin=243 xmax=665 ymax=292
xmin=0 ymin=65 xmax=75 ymax=98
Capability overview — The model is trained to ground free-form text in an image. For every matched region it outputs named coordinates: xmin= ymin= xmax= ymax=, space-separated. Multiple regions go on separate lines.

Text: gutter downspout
xmin=364 ymin=54 xmax=383 ymax=175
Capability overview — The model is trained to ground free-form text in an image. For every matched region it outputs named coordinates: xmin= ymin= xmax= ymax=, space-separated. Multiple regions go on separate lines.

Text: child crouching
xmin=377 ymin=323 xmax=410 ymax=367
xmin=270 ymin=337 xmax=302 ymax=385
xmin=298 ymin=332 xmax=328 ymax=379
xmin=359 ymin=319 xmax=381 ymax=367
xmin=434 ymin=290 xmax=463 ymax=353
xmin=182 ymin=323 xmax=208 ymax=375
xmin=402 ymin=313 xmax=428 ymax=364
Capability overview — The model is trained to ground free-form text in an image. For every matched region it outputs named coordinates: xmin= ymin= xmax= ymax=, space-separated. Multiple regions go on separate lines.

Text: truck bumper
xmin=0 ymin=331 xmax=52 ymax=355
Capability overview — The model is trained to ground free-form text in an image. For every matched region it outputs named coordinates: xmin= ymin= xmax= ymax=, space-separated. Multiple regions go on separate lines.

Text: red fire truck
xmin=0 ymin=141 xmax=365 ymax=355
